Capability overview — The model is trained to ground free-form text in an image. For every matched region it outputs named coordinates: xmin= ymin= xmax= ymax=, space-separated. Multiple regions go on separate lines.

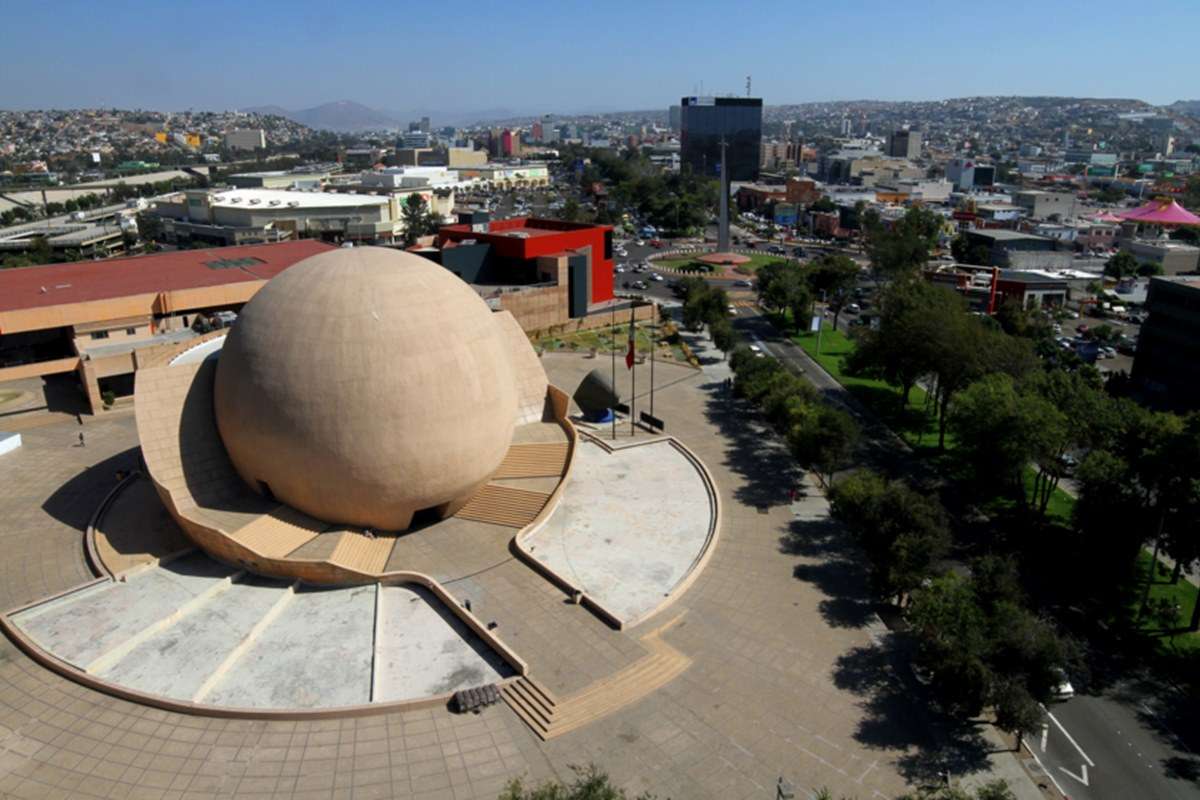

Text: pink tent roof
xmin=1092 ymin=210 xmax=1123 ymax=222
xmin=1118 ymin=198 xmax=1200 ymax=226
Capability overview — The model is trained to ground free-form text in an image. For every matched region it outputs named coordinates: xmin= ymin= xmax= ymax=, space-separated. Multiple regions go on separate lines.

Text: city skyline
xmin=2 ymin=0 xmax=1199 ymax=114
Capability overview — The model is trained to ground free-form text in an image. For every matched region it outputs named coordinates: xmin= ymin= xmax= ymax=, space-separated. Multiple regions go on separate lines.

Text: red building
xmin=501 ymin=129 xmax=515 ymax=157
xmin=436 ymin=217 xmax=614 ymax=308
xmin=531 ymin=121 xmax=543 ymax=142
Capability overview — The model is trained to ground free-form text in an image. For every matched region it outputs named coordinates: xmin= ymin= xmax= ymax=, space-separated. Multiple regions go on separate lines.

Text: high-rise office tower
xmin=887 ymin=128 xmax=922 ymax=160
xmin=668 ymin=104 xmax=682 ymax=132
xmin=679 ymin=96 xmax=762 ymax=182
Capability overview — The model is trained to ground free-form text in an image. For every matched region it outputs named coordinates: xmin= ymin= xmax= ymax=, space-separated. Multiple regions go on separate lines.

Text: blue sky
xmin=2 ymin=0 xmax=1198 ymax=113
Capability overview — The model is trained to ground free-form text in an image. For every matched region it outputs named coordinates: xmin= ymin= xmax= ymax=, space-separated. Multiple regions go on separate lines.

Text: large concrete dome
xmin=212 ymin=246 xmax=518 ymax=531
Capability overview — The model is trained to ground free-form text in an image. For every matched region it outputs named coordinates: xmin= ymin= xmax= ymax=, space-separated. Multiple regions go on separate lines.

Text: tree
xmin=560 ymin=197 xmax=581 ymax=222
xmin=1137 ymin=260 xmax=1163 ymax=277
xmin=710 ymin=316 xmax=736 ymax=359
xmin=863 ymin=205 xmax=943 ymax=281
xmin=990 ymin=677 xmax=1044 ymax=753
xmin=401 ymin=193 xmax=433 ymax=246
xmin=948 ymin=373 xmax=1061 ymax=501
xmin=500 ymin=765 xmax=654 ymax=800
xmin=788 ymin=405 xmax=859 ymax=485
xmin=806 ymin=254 xmax=860 ymax=330
xmin=950 ymin=233 xmax=992 ymax=266
xmin=756 ymin=260 xmax=811 ymax=329
xmin=1104 ymin=251 xmax=1140 ymax=280
xmin=828 ymin=471 xmax=950 ymax=605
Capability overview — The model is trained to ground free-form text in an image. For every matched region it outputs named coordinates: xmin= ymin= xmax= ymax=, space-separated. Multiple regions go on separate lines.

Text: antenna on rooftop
xmin=746 ymin=75 xmax=752 ymax=97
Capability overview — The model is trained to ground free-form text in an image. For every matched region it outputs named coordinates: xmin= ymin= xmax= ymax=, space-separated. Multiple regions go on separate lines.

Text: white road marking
xmin=1060 ymin=763 xmax=1090 ymax=786
xmin=1044 ymin=705 xmax=1096 ymax=766
xmin=1021 ymin=738 xmax=1069 ymax=798
xmin=1040 ymin=723 xmax=1049 ymax=753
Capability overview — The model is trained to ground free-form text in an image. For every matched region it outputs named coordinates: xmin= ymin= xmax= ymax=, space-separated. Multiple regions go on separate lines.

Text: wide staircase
xmin=455 ymin=484 xmax=551 ymax=528
xmin=501 ymin=623 xmax=691 ymax=740
xmin=6 ymin=552 xmax=511 ymax=711
xmin=492 ymin=443 xmax=570 ymax=479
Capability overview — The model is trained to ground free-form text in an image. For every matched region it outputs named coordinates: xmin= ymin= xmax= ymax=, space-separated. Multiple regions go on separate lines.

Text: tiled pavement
xmin=0 ymin=352 xmax=985 ymax=799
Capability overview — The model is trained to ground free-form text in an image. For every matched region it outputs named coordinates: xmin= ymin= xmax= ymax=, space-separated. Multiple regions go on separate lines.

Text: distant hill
xmin=241 ymin=100 xmax=399 ymax=132
xmin=1169 ymin=100 xmax=1200 ymax=118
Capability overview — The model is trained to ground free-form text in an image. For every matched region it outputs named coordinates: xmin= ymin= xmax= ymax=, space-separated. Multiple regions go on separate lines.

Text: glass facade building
xmin=680 ymin=97 xmax=763 ymax=182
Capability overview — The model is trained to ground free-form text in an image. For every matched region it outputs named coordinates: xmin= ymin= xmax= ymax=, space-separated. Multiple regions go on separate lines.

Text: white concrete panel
xmin=203 ymin=583 xmax=375 ymax=709
xmin=96 ymin=575 xmax=290 ymax=700
xmin=526 ymin=440 xmax=713 ymax=622
xmin=373 ymin=585 xmax=511 ymax=702
xmin=14 ymin=553 xmax=235 ymax=667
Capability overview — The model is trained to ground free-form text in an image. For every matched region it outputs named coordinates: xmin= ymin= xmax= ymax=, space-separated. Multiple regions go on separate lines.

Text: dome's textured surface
xmin=213 ymin=247 xmax=517 ymax=530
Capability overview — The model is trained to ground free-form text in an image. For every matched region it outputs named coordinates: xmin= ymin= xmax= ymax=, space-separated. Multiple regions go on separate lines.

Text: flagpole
xmin=610 ymin=300 xmax=616 ymax=441
xmin=650 ymin=309 xmax=655 ymax=419
xmin=629 ymin=306 xmax=636 ymax=437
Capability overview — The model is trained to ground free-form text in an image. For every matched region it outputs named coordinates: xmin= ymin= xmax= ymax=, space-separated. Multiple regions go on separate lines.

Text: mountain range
xmin=241 ymin=100 xmax=529 ymax=131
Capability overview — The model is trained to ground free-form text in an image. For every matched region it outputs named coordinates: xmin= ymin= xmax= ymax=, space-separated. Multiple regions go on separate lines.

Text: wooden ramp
xmin=329 ymin=531 xmax=396 ymax=575
xmin=232 ymin=506 xmax=327 ymax=557
xmin=493 ymin=443 xmax=570 ymax=479
xmin=502 ymin=618 xmax=691 ymax=740
xmin=455 ymin=485 xmax=550 ymax=528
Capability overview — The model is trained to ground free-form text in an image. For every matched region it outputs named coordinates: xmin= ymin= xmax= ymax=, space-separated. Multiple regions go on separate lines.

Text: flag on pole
xmin=625 ymin=311 xmax=636 ymax=369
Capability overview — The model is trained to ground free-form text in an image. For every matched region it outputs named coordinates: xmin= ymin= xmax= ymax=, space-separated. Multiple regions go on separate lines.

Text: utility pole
xmin=718 ymin=137 xmax=730 ymax=253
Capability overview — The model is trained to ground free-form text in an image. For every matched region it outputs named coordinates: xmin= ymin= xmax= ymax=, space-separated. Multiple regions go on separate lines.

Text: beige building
xmin=0 ymin=240 xmax=336 ymax=413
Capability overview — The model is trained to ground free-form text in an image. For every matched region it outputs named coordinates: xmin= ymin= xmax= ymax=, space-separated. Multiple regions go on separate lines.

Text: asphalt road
xmin=1034 ymin=686 xmax=1200 ymax=800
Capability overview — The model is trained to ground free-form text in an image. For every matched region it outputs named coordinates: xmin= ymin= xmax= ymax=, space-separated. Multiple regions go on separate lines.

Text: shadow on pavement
xmin=701 ymin=383 xmax=803 ymax=511
xmin=40 ymin=446 xmax=143 ymax=532
xmin=833 ymin=635 xmax=992 ymax=786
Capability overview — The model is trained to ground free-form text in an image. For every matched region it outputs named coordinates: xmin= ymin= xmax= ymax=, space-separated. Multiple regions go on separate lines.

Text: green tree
xmin=948 ymin=373 xmax=1061 ymax=501
xmin=709 ymin=316 xmax=736 ymax=359
xmin=1104 ymin=251 xmax=1140 ymax=280
xmin=863 ymin=205 xmax=943 ymax=281
xmin=806 ymin=254 xmax=860 ymax=330
xmin=950 ymin=233 xmax=992 ymax=266
xmin=756 ymin=260 xmax=811 ymax=329
xmin=500 ymin=765 xmax=653 ymax=800
xmin=788 ymin=405 xmax=859 ymax=485
xmin=828 ymin=471 xmax=951 ymax=605
xmin=560 ymin=197 xmax=581 ymax=222
xmin=401 ymin=193 xmax=432 ymax=246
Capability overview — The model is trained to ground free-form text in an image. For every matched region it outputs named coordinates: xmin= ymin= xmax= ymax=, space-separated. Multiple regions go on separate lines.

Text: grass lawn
xmin=534 ymin=323 xmax=686 ymax=362
xmin=654 ymin=253 xmax=790 ymax=274
xmin=791 ymin=321 xmax=945 ymax=450
xmin=1131 ymin=551 xmax=1200 ymax=655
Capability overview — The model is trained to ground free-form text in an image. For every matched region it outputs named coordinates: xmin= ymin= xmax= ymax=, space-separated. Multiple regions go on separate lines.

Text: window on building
xmin=90 ymin=331 xmax=109 ymax=340
xmin=125 ymin=327 xmax=137 ymax=336
xmin=604 ymin=230 xmax=613 ymax=261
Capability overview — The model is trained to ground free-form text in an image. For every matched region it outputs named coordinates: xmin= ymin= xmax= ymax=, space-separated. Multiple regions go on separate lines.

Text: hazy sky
xmin=2 ymin=0 xmax=1198 ymax=113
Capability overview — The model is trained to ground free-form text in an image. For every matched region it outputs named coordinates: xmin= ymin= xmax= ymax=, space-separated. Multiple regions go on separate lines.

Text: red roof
xmin=0 ymin=240 xmax=335 ymax=314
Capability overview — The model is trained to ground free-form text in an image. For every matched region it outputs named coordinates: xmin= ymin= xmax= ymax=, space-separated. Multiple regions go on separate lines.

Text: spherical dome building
xmin=212 ymin=246 xmax=518 ymax=531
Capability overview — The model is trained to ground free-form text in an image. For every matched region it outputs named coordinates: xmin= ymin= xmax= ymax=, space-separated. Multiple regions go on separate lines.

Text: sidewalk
xmin=690 ymin=317 xmax=1055 ymax=800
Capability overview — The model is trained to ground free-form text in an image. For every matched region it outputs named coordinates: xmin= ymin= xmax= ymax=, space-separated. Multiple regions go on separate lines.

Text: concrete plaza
xmin=0 ymin=342 xmax=1004 ymax=800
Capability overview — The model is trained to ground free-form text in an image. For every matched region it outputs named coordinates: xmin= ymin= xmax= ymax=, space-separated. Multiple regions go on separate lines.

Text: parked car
xmin=846 ymin=303 xmax=861 ymax=314
xmin=733 ymin=279 xmax=753 ymax=288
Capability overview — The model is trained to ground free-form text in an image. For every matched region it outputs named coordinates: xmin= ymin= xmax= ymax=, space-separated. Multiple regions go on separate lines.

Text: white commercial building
xmin=225 ymin=129 xmax=266 ymax=151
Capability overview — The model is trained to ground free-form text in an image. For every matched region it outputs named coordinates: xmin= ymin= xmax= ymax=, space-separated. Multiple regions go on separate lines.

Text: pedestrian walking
xmin=78 ymin=432 xmax=85 ymax=448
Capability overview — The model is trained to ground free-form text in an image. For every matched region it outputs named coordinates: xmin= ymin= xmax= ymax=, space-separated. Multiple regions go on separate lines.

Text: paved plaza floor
xmin=0 ymin=345 xmax=1019 ymax=800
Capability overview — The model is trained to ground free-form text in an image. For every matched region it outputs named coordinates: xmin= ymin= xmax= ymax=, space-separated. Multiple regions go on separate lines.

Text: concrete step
xmin=501 ymin=684 xmax=553 ymax=733
xmin=492 ymin=443 xmax=570 ymax=479
xmin=232 ymin=505 xmax=327 ymax=557
xmin=455 ymin=484 xmax=550 ymax=528
xmin=506 ymin=679 xmax=554 ymax=726
xmin=329 ymin=531 xmax=396 ymax=575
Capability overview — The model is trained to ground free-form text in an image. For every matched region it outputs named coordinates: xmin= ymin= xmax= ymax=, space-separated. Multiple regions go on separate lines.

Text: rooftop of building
xmin=205 ymin=188 xmax=388 ymax=209
xmin=966 ymin=228 xmax=1053 ymax=242
xmin=440 ymin=216 xmax=611 ymax=240
xmin=0 ymin=239 xmax=336 ymax=316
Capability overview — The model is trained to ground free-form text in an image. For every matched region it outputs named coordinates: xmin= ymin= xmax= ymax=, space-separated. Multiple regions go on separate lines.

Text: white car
xmin=635 ymin=240 xmax=645 ymax=247
xmin=1053 ymin=669 xmax=1075 ymax=700
xmin=651 ymin=273 xmax=664 ymax=282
